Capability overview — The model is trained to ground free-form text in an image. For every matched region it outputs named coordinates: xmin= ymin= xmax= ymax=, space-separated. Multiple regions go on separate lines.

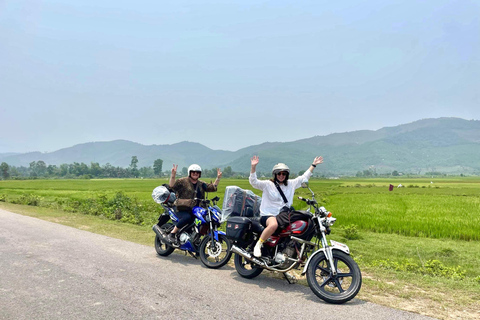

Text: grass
xmin=1 ymin=177 xmax=480 ymax=319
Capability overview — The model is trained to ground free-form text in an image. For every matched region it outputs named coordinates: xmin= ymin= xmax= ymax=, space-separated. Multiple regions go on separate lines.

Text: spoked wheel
xmin=306 ymin=250 xmax=362 ymax=304
xmin=233 ymin=253 xmax=263 ymax=279
xmin=199 ymin=234 xmax=232 ymax=269
xmin=154 ymin=223 xmax=175 ymax=257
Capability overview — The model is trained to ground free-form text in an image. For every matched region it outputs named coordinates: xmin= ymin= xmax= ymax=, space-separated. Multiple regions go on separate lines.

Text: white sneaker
xmin=253 ymin=241 xmax=263 ymax=257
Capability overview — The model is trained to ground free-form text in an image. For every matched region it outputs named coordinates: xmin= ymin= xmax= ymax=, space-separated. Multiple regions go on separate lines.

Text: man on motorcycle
xmin=167 ymin=164 xmax=222 ymax=246
xmin=249 ymin=155 xmax=323 ymax=257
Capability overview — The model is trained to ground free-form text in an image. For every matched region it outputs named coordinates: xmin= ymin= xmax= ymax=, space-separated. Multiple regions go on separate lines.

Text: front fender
xmin=213 ymin=230 xmax=226 ymax=241
xmin=301 ymin=241 xmax=350 ymax=275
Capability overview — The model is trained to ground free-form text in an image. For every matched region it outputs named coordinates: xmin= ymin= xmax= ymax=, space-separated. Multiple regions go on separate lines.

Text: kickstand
xmin=187 ymin=251 xmax=198 ymax=259
xmin=284 ymin=272 xmax=297 ymax=284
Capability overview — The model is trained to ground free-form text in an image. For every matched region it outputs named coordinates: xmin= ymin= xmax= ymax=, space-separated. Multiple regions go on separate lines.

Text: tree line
xmin=0 ymin=157 xmax=241 ymax=180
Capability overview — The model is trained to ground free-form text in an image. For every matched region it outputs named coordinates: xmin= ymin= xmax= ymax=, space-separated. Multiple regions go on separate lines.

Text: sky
xmin=1 ymin=0 xmax=479 ymax=153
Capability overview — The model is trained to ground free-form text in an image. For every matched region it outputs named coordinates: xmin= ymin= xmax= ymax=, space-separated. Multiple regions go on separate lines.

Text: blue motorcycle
xmin=152 ymin=186 xmax=232 ymax=269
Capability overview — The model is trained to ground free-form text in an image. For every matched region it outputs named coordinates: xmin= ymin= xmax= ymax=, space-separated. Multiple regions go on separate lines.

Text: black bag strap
xmin=274 ymin=181 xmax=288 ymax=205
xmin=191 ymin=182 xmax=201 ymax=205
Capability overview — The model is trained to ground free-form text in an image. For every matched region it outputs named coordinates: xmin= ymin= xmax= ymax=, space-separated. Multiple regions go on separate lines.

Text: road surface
xmin=0 ymin=209 xmax=435 ymax=320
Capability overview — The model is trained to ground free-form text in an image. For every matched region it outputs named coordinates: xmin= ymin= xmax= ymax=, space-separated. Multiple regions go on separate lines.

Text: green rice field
xmin=1 ymin=177 xmax=479 ymax=241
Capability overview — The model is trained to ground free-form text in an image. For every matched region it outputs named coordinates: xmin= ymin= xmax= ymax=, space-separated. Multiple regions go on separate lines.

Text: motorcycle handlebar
xmin=194 ymin=196 xmax=220 ymax=204
xmin=298 ymin=196 xmax=317 ymax=206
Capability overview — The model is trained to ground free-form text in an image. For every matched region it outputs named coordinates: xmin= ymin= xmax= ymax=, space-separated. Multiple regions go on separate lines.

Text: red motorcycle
xmin=225 ymin=182 xmax=362 ymax=304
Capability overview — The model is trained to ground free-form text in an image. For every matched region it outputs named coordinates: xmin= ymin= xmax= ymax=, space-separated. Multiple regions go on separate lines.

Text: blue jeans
xmin=175 ymin=210 xmax=194 ymax=229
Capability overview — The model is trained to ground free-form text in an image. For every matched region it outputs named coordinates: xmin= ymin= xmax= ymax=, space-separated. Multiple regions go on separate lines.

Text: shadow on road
xmin=229 ymin=271 xmax=366 ymax=306
xmin=153 ymin=250 xmax=235 ymax=271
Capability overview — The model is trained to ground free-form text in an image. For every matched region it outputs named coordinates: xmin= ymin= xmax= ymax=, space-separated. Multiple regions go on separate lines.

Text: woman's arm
xmin=307 ymin=156 xmax=323 ymax=173
xmin=249 ymin=155 xmax=267 ymax=190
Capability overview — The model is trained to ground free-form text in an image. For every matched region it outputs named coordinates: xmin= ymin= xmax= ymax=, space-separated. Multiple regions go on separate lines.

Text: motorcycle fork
xmin=321 ymin=232 xmax=337 ymax=275
xmin=206 ymin=210 xmax=219 ymax=252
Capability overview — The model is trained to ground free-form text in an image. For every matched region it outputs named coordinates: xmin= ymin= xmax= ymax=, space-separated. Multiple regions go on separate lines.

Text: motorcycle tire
xmin=199 ymin=234 xmax=233 ymax=269
xmin=233 ymin=253 xmax=263 ymax=279
xmin=154 ymin=223 xmax=175 ymax=257
xmin=306 ymin=250 xmax=362 ymax=304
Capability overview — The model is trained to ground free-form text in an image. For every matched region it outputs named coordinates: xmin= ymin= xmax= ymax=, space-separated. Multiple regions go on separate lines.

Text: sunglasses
xmin=191 ymin=171 xmax=201 ymax=174
xmin=277 ymin=172 xmax=288 ymax=176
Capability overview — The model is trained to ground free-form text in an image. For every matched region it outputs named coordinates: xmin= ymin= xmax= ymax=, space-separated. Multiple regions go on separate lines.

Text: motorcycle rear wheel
xmin=154 ymin=223 xmax=175 ymax=256
xmin=233 ymin=253 xmax=263 ymax=279
xmin=306 ymin=250 xmax=362 ymax=304
xmin=199 ymin=234 xmax=233 ymax=269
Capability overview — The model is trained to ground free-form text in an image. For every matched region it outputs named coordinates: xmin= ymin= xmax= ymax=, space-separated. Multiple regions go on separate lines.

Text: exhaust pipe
xmin=152 ymin=224 xmax=164 ymax=239
xmin=231 ymin=245 xmax=265 ymax=267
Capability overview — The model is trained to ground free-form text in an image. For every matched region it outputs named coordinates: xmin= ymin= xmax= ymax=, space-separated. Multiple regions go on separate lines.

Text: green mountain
xmin=1 ymin=118 xmax=479 ymax=175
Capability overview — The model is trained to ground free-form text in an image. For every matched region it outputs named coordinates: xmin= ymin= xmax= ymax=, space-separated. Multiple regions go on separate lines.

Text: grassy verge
xmin=1 ymin=201 xmax=479 ymax=320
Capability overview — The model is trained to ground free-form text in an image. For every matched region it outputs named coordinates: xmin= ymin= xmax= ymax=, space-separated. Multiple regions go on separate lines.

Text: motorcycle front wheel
xmin=306 ymin=250 xmax=362 ymax=304
xmin=199 ymin=234 xmax=233 ymax=269
xmin=154 ymin=223 xmax=175 ymax=257
xmin=233 ymin=253 xmax=263 ymax=279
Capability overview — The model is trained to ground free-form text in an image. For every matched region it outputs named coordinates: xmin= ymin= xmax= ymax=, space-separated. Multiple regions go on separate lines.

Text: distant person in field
xmin=167 ymin=164 xmax=222 ymax=246
xmin=249 ymin=155 xmax=323 ymax=257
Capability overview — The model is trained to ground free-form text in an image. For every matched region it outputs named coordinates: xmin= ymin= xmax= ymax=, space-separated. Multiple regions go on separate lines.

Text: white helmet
xmin=152 ymin=186 xmax=176 ymax=205
xmin=272 ymin=163 xmax=290 ymax=176
xmin=188 ymin=164 xmax=202 ymax=178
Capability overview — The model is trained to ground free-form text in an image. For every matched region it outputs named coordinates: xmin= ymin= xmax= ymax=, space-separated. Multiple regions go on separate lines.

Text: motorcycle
xmin=225 ymin=181 xmax=362 ymax=304
xmin=151 ymin=186 xmax=232 ymax=269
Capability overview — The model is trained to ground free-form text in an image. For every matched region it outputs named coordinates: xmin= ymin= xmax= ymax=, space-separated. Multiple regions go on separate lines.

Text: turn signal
xmin=327 ymin=212 xmax=332 ymax=218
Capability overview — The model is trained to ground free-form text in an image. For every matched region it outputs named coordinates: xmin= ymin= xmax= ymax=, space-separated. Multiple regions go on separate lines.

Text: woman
xmin=249 ymin=155 xmax=323 ymax=257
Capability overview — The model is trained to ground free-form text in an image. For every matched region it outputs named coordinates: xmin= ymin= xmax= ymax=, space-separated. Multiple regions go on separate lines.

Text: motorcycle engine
xmin=274 ymin=240 xmax=297 ymax=268
xmin=178 ymin=232 xmax=191 ymax=245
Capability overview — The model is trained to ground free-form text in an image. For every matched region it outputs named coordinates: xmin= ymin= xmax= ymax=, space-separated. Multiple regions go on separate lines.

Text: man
xmin=167 ymin=164 xmax=222 ymax=245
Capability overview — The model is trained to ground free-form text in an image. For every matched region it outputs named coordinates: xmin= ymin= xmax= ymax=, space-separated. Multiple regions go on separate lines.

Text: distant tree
xmin=36 ymin=160 xmax=47 ymax=177
xmin=9 ymin=166 xmax=19 ymax=178
xmin=223 ymin=166 xmax=233 ymax=178
xmin=182 ymin=167 xmax=188 ymax=176
xmin=356 ymin=171 xmax=363 ymax=177
xmin=102 ymin=163 xmax=115 ymax=177
xmin=203 ymin=168 xmax=217 ymax=178
xmin=90 ymin=162 xmax=102 ymax=177
xmin=363 ymin=169 xmax=371 ymax=177
xmin=298 ymin=170 xmax=305 ymax=176
xmin=1 ymin=162 xmax=9 ymax=179
xmin=392 ymin=170 xmax=399 ymax=176
xmin=29 ymin=161 xmax=37 ymax=177
xmin=130 ymin=156 xmax=138 ymax=169
xmin=153 ymin=159 xmax=163 ymax=176
xmin=59 ymin=164 xmax=69 ymax=176
xmin=139 ymin=166 xmax=154 ymax=178
xmin=47 ymin=164 xmax=57 ymax=176
xmin=130 ymin=156 xmax=139 ymax=177
xmin=69 ymin=162 xmax=88 ymax=176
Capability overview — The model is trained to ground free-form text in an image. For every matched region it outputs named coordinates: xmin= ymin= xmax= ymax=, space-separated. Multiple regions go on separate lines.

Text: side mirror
xmin=301 ymin=180 xmax=309 ymax=188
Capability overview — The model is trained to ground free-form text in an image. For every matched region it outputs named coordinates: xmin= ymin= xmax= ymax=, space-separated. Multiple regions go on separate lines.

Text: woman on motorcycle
xmin=167 ymin=164 xmax=222 ymax=246
xmin=249 ymin=155 xmax=323 ymax=257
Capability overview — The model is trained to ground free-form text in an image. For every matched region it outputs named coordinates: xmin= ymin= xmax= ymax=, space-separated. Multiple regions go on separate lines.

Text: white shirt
xmin=249 ymin=170 xmax=312 ymax=217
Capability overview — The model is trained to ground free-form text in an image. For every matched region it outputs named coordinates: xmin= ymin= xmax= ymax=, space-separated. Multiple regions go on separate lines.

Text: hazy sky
xmin=1 ymin=0 xmax=479 ymax=153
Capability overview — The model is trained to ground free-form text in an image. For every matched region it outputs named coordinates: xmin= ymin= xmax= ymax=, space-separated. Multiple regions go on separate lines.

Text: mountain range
xmin=1 ymin=117 xmax=480 ymax=175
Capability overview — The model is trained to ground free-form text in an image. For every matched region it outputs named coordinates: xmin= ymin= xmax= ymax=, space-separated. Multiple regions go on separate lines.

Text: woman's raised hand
xmin=313 ymin=156 xmax=323 ymax=166
xmin=251 ymin=155 xmax=259 ymax=167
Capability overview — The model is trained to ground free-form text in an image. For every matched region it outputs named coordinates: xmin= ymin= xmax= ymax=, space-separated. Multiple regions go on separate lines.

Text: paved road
xmin=0 ymin=209 xmax=436 ymax=320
